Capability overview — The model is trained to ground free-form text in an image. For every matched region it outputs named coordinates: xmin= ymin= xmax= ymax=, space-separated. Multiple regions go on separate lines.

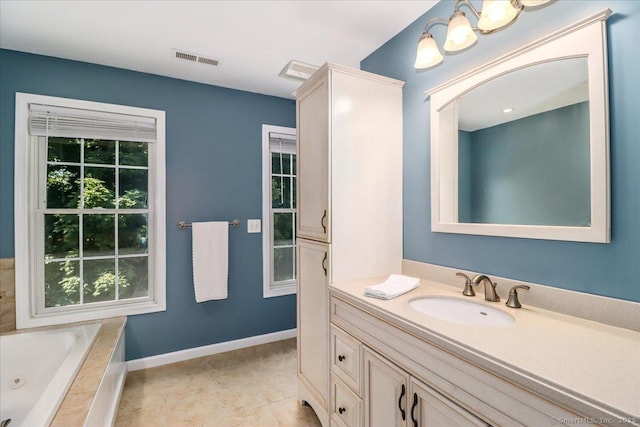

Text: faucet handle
xmin=455 ymin=272 xmax=475 ymax=297
xmin=506 ymin=285 xmax=530 ymax=308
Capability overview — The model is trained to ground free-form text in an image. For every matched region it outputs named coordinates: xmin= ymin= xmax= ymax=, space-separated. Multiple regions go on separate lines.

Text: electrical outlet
xmin=247 ymin=219 xmax=261 ymax=233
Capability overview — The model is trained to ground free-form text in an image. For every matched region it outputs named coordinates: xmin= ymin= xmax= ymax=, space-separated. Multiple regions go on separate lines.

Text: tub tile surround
xmin=115 ymin=338 xmax=321 ymax=427
xmin=403 ymin=260 xmax=640 ymax=332
xmin=0 ymin=258 xmax=16 ymax=332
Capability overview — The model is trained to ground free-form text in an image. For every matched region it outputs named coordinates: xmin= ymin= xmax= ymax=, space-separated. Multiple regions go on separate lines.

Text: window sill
xmin=16 ymin=299 xmax=165 ymax=329
xmin=264 ymin=283 xmax=296 ymax=299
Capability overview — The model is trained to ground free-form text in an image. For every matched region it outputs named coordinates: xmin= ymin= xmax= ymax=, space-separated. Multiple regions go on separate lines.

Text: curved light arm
xmin=454 ymin=0 xmax=482 ymax=19
xmin=420 ymin=17 xmax=449 ymax=35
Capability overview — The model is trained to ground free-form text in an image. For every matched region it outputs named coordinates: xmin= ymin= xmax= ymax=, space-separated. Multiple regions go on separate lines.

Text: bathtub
xmin=0 ymin=323 xmax=100 ymax=427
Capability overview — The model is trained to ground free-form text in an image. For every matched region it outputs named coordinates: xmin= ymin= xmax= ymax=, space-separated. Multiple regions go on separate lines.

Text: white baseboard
xmin=127 ymin=328 xmax=297 ymax=371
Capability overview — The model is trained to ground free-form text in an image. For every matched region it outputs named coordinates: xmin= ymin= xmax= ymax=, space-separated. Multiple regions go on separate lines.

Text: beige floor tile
xmin=116 ymin=338 xmax=320 ymax=427
xmin=255 ymin=370 xmax=298 ymax=404
xmin=269 ymin=397 xmax=323 ymax=427
xmin=202 ymin=404 xmax=279 ymax=427
xmin=114 ymin=407 xmax=166 ymax=427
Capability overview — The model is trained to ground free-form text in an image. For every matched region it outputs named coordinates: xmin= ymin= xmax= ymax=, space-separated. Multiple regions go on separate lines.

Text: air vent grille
xmin=173 ymin=49 xmax=221 ymax=67
xmin=175 ymin=51 xmax=197 ymax=62
xmin=197 ymin=57 xmax=219 ymax=66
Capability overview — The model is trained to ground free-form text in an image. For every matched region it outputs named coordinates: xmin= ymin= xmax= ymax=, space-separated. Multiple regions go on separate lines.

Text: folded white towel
xmin=364 ymin=274 xmax=420 ymax=300
xmin=192 ymin=221 xmax=228 ymax=302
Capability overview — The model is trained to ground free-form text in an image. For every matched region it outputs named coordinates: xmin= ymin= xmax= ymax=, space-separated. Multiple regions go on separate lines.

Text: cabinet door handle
xmin=338 ymin=407 xmax=346 ymax=414
xmin=321 ymin=209 xmax=327 ymax=234
xmin=322 ymin=252 xmax=328 ymax=276
xmin=411 ymin=392 xmax=418 ymax=427
xmin=338 ymin=354 xmax=346 ymax=362
xmin=398 ymin=384 xmax=406 ymax=421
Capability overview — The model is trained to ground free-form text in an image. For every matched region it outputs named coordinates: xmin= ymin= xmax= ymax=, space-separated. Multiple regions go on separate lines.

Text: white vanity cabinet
xmin=297 ymin=73 xmax=330 ymax=243
xmin=328 ymin=290 xmax=616 ymax=427
xmin=297 ymin=239 xmax=330 ymax=414
xmin=295 ymin=63 xmax=404 ymax=426
xmin=363 ymin=348 xmax=488 ymax=427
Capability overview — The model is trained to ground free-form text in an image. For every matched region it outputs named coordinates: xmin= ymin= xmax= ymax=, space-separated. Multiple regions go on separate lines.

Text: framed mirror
xmin=428 ymin=9 xmax=611 ymax=242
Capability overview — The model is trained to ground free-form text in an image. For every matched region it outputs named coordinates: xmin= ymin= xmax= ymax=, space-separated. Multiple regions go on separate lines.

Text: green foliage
xmin=45 ymin=138 xmax=149 ymax=307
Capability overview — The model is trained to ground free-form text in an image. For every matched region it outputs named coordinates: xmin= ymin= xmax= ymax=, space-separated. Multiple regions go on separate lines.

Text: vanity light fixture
xmin=414 ymin=0 xmax=552 ymax=69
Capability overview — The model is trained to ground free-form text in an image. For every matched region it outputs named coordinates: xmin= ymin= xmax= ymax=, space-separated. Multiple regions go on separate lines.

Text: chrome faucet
xmin=472 ymin=274 xmax=500 ymax=302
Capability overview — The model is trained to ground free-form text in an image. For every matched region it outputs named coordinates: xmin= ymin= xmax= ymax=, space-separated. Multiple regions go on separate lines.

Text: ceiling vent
xmin=279 ymin=60 xmax=319 ymax=82
xmin=173 ymin=49 xmax=221 ymax=67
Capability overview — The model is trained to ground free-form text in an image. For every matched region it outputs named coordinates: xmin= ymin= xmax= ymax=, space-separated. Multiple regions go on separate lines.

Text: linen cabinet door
xmin=297 ymin=239 xmax=330 ymax=410
xmin=296 ymin=74 xmax=330 ymax=242
xmin=408 ymin=378 xmax=489 ymax=427
xmin=363 ymin=348 xmax=409 ymax=427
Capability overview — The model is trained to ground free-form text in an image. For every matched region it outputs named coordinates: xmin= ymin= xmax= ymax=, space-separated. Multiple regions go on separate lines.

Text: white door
xmin=297 ymin=74 xmax=330 ymax=242
xmin=363 ymin=348 xmax=409 ymax=427
xmin=297 ymin=238 xmax=330 ymax=407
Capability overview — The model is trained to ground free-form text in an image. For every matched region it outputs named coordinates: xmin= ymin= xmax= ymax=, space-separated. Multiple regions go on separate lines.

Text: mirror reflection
xmin=454 ymin=58 xmax=590 ymax=226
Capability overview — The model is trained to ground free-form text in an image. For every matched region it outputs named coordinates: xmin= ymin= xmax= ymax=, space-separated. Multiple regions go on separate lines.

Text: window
xmin=14 ymin=93 xmax=166 ymax=328
xmin=262 ymin=125 xmax=297 ymax=298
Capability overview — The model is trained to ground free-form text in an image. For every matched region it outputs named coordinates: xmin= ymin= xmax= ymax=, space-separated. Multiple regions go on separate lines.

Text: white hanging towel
xmin=192 ymin=221 xmax=229 ymax=302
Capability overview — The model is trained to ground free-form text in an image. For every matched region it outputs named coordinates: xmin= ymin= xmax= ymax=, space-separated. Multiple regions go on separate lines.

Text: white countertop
xmin=330 ymin=277 xmax=640 ymax=421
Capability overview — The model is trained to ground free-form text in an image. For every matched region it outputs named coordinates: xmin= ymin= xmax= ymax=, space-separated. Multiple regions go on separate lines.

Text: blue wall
xmin=362 ymin=1 xmax=640 ymax=302
xmin=461 ymin=102 xmax=590 ymax=226
xmin=0 ymin=49 xmax=297 ymax=359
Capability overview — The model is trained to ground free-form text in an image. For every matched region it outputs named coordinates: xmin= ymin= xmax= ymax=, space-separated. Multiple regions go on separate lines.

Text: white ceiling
xmin=0 ymin=1 xmax=438 ymax=99
xmin=458 ymin=58 xmax=589 ymax=132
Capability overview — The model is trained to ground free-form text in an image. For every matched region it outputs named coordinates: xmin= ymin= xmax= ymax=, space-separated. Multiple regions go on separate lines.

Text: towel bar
xmin=178 ymin=219 xmax=240 ymax=229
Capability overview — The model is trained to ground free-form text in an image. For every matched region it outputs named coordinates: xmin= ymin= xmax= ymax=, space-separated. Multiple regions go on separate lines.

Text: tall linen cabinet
xmin=295 ymin=63 xmax=404 ymax=426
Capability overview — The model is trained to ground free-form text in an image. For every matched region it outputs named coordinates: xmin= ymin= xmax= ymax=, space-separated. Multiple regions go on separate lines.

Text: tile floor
xmin=115 ymin=338 xmax=322 ymax=426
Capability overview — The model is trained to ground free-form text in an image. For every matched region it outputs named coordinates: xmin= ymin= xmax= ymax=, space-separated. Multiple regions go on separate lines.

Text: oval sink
xmin=408 ymin=296 xmax=515 ymax=327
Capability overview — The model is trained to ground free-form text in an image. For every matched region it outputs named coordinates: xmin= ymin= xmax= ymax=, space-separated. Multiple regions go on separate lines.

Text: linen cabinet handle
xmin=322 ymin=252 xmax=328 ymax=276
xmin=398 ymin=384 xmax=406 ymax=420
xmin=338 ymin=407 xmax=346 ymax=414
xmin=411 ymin=392 xmax=418 ymax=427
xmin=321 ymin=209 xmax=327 ymax=233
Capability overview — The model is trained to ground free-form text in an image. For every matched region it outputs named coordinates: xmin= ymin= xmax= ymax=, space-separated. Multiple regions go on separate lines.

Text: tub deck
xmin=51 ymin=317 xmax=126 ymax=426
xmin=1 ymin=317 xmax=126 ymax=426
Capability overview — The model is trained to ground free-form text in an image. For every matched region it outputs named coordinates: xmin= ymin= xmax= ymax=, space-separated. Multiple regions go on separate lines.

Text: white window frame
xmin=14 ymin=93 xmax=166 ymax=328
xmin=262 ymin=124 xmax=297 ymax=298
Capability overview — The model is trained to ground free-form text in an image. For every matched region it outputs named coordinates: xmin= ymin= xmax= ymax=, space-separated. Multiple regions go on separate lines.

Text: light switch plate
xmin=247 ymin=219 xmax=261 ymax=233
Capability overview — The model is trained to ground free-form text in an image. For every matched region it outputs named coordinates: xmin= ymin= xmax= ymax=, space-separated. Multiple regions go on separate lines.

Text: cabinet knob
xmin=338 ymin=407 xmax=346 ymax=414
xmin=338 ymin=354 xmax=346 ymax=362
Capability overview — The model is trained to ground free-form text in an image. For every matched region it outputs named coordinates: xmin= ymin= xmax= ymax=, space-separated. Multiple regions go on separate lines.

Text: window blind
xmin=29 ymin=103 xmax=157 ymax=143
xmin=269 ymin=132 xmax=296 ymax=154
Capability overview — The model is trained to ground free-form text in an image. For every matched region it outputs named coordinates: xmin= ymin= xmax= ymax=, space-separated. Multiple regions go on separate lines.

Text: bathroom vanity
xmin=328 ymin=277 xmax=639 ymax=427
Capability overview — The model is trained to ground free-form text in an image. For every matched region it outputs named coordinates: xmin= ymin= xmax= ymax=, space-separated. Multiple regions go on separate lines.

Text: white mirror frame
xmin=427 ymin=9 xmax=611 ymax=243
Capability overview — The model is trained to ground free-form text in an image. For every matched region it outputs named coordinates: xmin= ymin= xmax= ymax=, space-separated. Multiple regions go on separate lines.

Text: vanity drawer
xmin=331 ymin=325 xmax=361 ymax=394
xmin=331 ymin=374 xmax=362 ymax=427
